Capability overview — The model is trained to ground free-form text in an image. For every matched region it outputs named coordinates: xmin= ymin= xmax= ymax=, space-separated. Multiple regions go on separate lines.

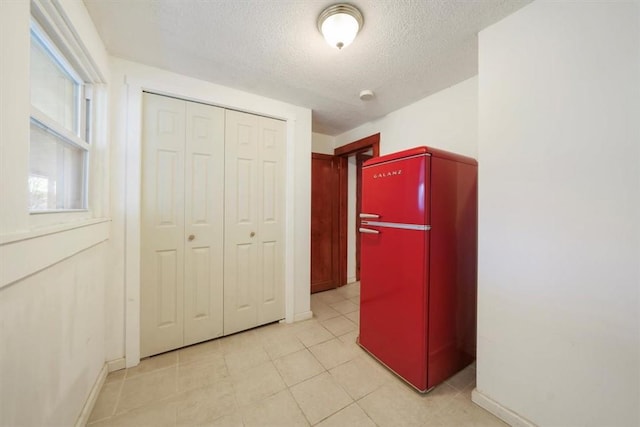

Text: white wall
xmin=334 ymin=77 xmax=479 ymax=284
xmin=0 ymin=242 xmax=108 ymax=426
xmin=475 ymin=2 xmax=640 ymax=426
xmin=312 ymin=132 xmax=334 ymax=154
xmin=107 ymin=58 xmax=313 ymax=366
xmin=0 ymin=0 xmax=30 ymax=235
xmin=334 ymin=76 xmax=478 ymax=159
xmin=0 ymin=1 xmax=111 ymax=425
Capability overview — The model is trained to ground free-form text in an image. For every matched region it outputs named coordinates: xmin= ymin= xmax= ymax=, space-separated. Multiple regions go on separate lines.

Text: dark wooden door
xmin=355 ymin=153 xmax=373 ymax=281
xmin=310 ymin=153 xmax=339 ymax=293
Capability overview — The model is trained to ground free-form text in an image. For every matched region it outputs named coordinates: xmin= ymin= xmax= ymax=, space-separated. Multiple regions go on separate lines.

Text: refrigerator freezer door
xmin=359 ymin=226 xmax=429 ymax=392
xmin=361 ymin=153 xmax=430 ymax=225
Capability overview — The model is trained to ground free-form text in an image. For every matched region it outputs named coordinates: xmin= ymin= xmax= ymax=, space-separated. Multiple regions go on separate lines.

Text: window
xmin=29 ymin=21 xmax=91 ymax=212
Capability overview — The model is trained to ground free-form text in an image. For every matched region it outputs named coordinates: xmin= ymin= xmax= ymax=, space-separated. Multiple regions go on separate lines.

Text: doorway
xmin=309 ymin=133 xmax=379 ymax=293
xmin=334 ymin=133 xmax=380 ymax=286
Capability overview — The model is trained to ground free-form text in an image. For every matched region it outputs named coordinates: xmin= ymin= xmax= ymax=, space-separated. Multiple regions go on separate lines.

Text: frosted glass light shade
xmin=318 ymin=4 xmax=364 ymax=50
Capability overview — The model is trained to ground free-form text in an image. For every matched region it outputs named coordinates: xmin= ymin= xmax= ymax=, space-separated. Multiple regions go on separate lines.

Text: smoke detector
xmin=359 ymin=89 xmax=374 ymax=101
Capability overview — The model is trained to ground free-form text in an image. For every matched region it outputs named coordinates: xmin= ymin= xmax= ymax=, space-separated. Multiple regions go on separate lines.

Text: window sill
xmin=0 ymin=218 xmax=110 ymax=289
xmin=30 ymin=209 xmax=89 ymax=215
xmin=28 ymin=209 xmax=95 ymax=230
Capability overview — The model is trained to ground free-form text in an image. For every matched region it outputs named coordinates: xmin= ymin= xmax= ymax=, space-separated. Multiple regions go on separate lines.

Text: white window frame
xmin=29 ymin=18 xmax=92 ymax=214
xmin=0 ymin=0 xmax=111 ymax=290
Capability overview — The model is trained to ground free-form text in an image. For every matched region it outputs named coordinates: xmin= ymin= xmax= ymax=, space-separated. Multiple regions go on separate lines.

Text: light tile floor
xmin=88 ymin=282 xmax=506 ymax=426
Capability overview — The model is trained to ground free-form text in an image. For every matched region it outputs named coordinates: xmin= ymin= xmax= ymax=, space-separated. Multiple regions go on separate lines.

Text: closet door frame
xmin=122 ymin=79 xmax=304 ymax=369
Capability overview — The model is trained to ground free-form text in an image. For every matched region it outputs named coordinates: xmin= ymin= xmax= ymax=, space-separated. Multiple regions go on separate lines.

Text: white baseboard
xmin=106 ymin=358 xmax=126 ymax=373
xmin=294 ymin=310 xmax=313 ymax=322
xmin=75 ymin=364 xmax=108 ymax=427
xmin=472 ymin=388 xmax=536 ymax=427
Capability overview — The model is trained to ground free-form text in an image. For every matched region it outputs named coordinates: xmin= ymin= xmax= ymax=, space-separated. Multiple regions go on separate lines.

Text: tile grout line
xmin=110 ymin=370 xmax=127 ymax=421
xmin=90 ymin=286 xmax=363 ymax=425
xmin=113 ymin=364 xmax=180 ymax=420
xmin=273 ymin=359 xmax=315 ymax=427
xmin=306 ymin=302 xmax=363 ymax=425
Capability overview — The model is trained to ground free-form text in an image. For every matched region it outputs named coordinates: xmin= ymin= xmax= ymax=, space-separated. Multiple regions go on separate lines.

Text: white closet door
xmin=183 ymin=101 xmax=225 ymax=345
xmin=256 ymin=116 xmax=285 ymax=324
xmin=141 ymin=93 xmax=186 ymax=357
xmin=224 ymin=110 xmax=285 ymax=334
xmin=141 ymin=94 xmax=225 ymax=357
xmin=224 ymin=110 xmax=260 ymax=334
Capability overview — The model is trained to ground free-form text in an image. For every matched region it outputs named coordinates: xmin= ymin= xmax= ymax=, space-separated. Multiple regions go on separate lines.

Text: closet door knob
xmin=188 ymin=234 xmax=195 ymax=241
xmin=250 ymin=231 xmax=256 ymax=238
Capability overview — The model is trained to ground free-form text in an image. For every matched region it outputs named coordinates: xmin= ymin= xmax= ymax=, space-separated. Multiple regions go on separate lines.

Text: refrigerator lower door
xmin=359 ymin=225 xmax=430 ymax=392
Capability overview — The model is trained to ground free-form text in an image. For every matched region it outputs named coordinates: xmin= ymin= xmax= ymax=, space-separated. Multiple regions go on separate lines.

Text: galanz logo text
xmin=373 ymin=170 xmax=402 ymax=179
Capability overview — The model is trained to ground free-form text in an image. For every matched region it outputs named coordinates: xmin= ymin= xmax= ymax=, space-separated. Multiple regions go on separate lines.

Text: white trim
xmin=28 ymin=209 xmax=94 ymax=229
xmin=31 ymin=0 xmax=106 ymax=83
xmin=293 ymin=311 xmax=313 ymax=322
xmin=472 ymin=389 xmax=537 ymax=427
xmin=106 ymin=358 xmax=126 ymax=373
xmin=124 ymin=80 xmax=142 ymax=368
xmin=0 ymin=219 xmax=109 ymax=288
xmin=30 ymin=108 xmax=90 ymax=151
xmin=30 ymin=18 xmax=83 ymax=87
xmin=122 ymin=73 xmax=301 ymax=368
xmin=0 ymin=217 xmax=108 ymax=245
xmin=74 ymin=363 xmax=107 ymax=427
xmin=284 ymin=118 xmax=296 ymax=328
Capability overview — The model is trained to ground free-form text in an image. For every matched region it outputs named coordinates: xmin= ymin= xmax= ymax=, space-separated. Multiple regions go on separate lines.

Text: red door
xmin=310 ymin=154 xmax=339 ymax=293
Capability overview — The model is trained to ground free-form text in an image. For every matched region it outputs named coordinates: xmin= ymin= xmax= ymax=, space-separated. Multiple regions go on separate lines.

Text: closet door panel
xmin=184 ymin=101 xmax=225 ymax=345
xmin=142 ymin=96 xmax=285 ymax=349
xmin=224 ymin=110 xmax=260 ymax=334
xmin=141 ymin=93 xmax=186 ymax=358
xmin=257 ymin=117 xmax=285 ymax=324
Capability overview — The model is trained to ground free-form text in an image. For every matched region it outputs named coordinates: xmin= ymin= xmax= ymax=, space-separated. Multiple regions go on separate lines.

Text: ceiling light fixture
xmin=317 ymin=3 xmax=364 ymax=50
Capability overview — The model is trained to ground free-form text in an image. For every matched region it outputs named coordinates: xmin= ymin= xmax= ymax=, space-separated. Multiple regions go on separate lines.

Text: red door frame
xmin=333 ymin=133 xmax=380 ymax=286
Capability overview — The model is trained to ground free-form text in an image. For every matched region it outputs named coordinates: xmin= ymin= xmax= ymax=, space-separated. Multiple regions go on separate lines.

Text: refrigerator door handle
xmin=359 ymin=227 xmax=380 ymax=234
xmin=359 ymin=213 xmax=380 ymax=219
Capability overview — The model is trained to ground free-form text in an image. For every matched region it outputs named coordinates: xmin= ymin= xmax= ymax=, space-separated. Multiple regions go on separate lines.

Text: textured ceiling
xmin=84 ymin=0 xmax=531 ymax=135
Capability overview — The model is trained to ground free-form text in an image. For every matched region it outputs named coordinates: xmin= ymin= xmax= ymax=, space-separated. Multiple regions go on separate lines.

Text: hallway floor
xmin=88 ymin=282 xmax=505 ymax=426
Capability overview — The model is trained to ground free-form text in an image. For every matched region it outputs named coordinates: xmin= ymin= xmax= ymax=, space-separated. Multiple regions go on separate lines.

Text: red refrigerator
xmin=358 ymin=146 xmax=477 ymax=392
